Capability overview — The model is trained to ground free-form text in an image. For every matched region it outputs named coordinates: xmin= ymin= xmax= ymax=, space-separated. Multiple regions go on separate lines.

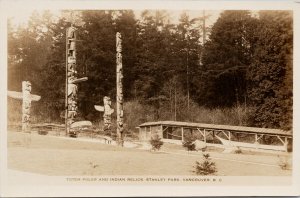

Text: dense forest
xmin=7 ymin=10 xmax=293 ymax=132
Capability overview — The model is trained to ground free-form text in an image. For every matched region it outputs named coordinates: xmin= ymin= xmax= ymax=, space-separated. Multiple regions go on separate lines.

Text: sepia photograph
xmin=1 ymin=0 xmax=299 ymax=197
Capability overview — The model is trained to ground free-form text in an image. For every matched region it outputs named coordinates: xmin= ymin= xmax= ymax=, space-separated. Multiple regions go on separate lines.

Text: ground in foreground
xmin=7 ymin=131 xmax=292 ymax=176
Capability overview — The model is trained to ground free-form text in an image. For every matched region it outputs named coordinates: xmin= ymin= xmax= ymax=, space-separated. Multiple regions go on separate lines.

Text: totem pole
xmin=22 ymin=81 xmax=32 ymax=132
xmin=65 ymin=25 xmax=89 ymax=136
xmin=8 ymin=81 xmax=41 ymax=132
xmin=116 ymin=32 xmax=124 ymax=146
xmin=94 ymin=96 xmax=114 ymax=130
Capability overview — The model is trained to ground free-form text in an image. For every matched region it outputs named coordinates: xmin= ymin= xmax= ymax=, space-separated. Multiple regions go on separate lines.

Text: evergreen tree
xmin=77 ymin=10 xmax=138 ymax=120
xmin=174 ymin=12 xmax=201 ymax=106
xmin=8 ymin=11 xmax=57 ymax=121
xmin=7 ymin=19 xmax=22 ymax=91
xmin=76 ymin=10 xmax=116 ymax=120
xmin=201 ymin=11 xmax=258 ymax=107
xmin=39 ymin=16 xmax=71 ymax=121
xmin=134 ymin=11 xmax=169 ymax=100
xmin=247 ymin=11 xmax=292 ymax=130
xmin=8 ymin=11 xmax=54 ymax=91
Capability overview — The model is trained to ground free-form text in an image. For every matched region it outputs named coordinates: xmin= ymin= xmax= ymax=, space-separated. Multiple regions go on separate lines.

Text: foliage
xmin=182 ymin=141 xmax=196 ymax=151
xmin=182 ymin=133 xmax=196 ymax=151
xmin=277 ymin=155 xmax=291 ymax=170
xmin=247 ymin=11 xmax=293 ymax=130
xmin=200 ymin=11 xmax=258 ymax=107
xmin=193 ymin=153 xmax=217 ymax=175
xmin=7 ymin=10 xmax=292 ymax=131
xmin=149 ymin=134 xmax=164 ymax=151
xmin=234 ymin=147 xmax=242 ymax=154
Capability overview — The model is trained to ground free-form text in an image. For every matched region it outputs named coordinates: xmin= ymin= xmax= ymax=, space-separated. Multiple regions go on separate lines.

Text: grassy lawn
xmin=7 ymin=131 xmax=292 ymax=176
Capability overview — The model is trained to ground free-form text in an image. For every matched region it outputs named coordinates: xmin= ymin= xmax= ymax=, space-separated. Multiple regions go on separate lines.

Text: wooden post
xmin=116 ymin=32 xmax=124 ymax=146
xmin=181 ymin=127 xmax=184 ymax=141
xmin=284 ymin=137 xmax=288 ymax=152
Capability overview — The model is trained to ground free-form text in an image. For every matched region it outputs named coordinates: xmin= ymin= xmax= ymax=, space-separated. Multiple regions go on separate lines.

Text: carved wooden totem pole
xmin=65 ymin=26 xmax=89 ymax=136
xmin=116 ymin=32 xmax=124 ymax=146
xmin=94 ymin=96 xmax=114 ymax=130
xmin=8 ymin=81 xmax=41 ymax=133
xmin=22 ymin=81 xmax=32 ymax=132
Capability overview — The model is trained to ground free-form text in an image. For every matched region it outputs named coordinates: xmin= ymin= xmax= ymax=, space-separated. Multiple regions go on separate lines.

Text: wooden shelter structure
xmin=138 ymin=121 xmax=292 ymax=152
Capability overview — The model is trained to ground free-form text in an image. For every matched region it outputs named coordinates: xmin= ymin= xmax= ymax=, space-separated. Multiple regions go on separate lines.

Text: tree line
xmin=7 ymin=10 xmax=292 ymax=130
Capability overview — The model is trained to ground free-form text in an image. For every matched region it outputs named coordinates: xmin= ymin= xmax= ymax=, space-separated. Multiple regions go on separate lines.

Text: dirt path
xmin=7 ymin=131 xmax=292 ymax=176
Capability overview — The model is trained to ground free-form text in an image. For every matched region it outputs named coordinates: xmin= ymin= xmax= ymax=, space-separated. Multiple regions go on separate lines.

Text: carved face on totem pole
xmin=24 ymin=81 xmax=32 ymax=93
xmin=116 ymin=32 xmax=122 ymax=53
xmin=67 ymin=26 xmax=76 ymax=38
xmin=68 ymin=83 xmax=78 ymax=98
xmin=103 ymin=96 xmax=113 ymax=130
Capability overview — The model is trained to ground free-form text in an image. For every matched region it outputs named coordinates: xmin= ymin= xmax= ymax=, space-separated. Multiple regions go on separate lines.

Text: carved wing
xmin=30 ymin=94 xmax=41 ymax=101
xmin=7 ymin=91 xmax=23 ymax=100
xmin=94 ymin=105 xmax=104 ymax=112
xmin=70 ymin=77 xmax=88 ymax=84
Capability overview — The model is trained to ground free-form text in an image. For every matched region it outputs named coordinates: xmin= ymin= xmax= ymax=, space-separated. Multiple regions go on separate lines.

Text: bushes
xmin=182 ymin=134 xmax=196 ymax=151
xmin=7 ymin=96 xmax=253 ymax=132
xmin=193 ymin=153 xmax=217 ymax=175
xmin=124 ymin=100 xmax=253 ymax=133
xmin=149 ymin=134 xmax=164 ymax=151
xmin=234 ymin=147 xmax=242 ymax=154
xmin=277 ymin=155 xmax=291 ymax=170
xmin=183 ymin=140 xmax=196 ymax=151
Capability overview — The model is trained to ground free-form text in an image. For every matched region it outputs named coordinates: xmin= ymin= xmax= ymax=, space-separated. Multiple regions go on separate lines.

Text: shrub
xmin=234 ymin=147 xmax=242 ymax=154
xmin=149 ymin=134 xmax=164 ymax=151
xmin=38 ymin=130 xmax=48 ymax=135
xmin=278 ymin=155 xmax=291 ymax=170
xmin=183 ymin=140 xmax=196 ymax=151
xmin=182 ymin=133 xmax=196 ymax=151
xmin=193 ymin=153 xmax=217 ymax=175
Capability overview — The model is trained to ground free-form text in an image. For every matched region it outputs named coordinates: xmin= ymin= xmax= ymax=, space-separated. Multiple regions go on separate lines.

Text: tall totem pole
xmin=116 ymin=32 xmax=124 ymax=146
xmin=65 ymin=25 xmax=88 ymax=136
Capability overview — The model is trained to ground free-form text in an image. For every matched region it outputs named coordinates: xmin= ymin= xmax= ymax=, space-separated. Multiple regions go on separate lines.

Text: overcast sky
xmin=9 ymin=10 xmax=221 ymax=28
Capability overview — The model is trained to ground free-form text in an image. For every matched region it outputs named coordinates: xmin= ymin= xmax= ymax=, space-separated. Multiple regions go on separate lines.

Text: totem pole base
xmin=117 ymin=138 xmax=124 ymax=147
xmin=23 ymin=132 xmax=32 ymax=147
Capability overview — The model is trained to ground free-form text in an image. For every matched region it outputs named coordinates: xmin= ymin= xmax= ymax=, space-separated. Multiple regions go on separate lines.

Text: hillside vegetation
xmin=8 ymin=10 xmax=292 ymax=131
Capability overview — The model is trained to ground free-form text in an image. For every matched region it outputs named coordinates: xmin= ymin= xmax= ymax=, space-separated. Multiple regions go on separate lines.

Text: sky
xmin=8 ymin=10 xmax=221 ymax=29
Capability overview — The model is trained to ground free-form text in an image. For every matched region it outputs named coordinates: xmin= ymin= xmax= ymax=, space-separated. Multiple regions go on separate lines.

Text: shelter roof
xmin=139 ymin=121 xmax=292 ymax=136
